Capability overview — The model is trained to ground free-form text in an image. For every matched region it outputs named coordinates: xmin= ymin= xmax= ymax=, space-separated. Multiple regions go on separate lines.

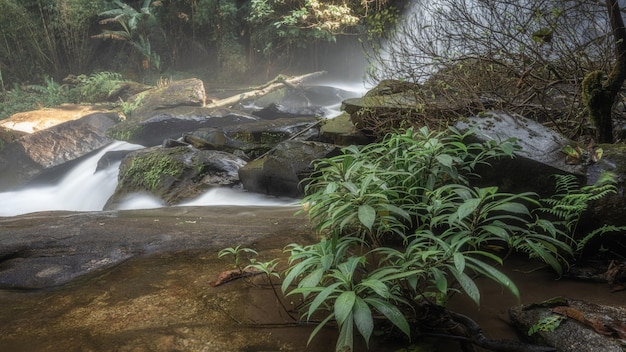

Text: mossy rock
xmin=105 ymin=145 xmax=246 ymax=208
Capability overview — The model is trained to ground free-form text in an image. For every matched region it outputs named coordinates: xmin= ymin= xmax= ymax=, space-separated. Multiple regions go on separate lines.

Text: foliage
xmin=301 ymin=126 xmax=518 ymax=244
xmin=121 ymin=149 xmax=185 ymax=190
xmin=218 ymin=245 xmax=259 ymax=271
xmin=0 ymin=77 xmax=67 ymax=119
xmin=66 ymin=71 xmax=127 ymax=103
xmin=93 ymin=0 xmax=162 ymax=73
xmin=285 ymin=127 xmax=583 ymax=351
xmin=528 ymin=314 xmax=565 ymax=336
xmin=534 ymin=172 xmax=626 ymax=254
xmin=0 ymin=0 xmax=103 ymax=84
xmin=0 ymin=71 xmax=128 ymax=120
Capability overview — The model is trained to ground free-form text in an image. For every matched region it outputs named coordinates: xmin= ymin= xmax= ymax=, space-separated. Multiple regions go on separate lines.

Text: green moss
xmin=582 ymin=70 xmax=614 ymax=143
xmin=123 ymin=150 xmax=185 ymax=190
xmin=107 ymin=123 xmax=142 ymax=142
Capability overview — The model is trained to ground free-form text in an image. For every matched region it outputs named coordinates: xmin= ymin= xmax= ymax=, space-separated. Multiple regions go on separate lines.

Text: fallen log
xmin=205 ymin=71 xmax=327 ymax=109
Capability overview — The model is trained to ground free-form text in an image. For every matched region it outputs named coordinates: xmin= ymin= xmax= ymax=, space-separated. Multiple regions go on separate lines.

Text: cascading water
xmin=0 ymin=82 xmax=367 ymax=217
xmin=0 ymin=141 xmax=142 ymax=216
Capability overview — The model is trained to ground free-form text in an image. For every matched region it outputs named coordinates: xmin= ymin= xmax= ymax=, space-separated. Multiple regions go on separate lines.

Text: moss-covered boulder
xmin=105 ymin=145 xmax=245 ymax=209
xmin=343 ymin=79 xmax=490 ymax=138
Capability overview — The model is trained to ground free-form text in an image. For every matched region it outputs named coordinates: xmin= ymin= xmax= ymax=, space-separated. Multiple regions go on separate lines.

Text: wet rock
xmin=509 ymin=298 xmax=626 ymax=352
xmin=319 ymin=112 xmax=373 ymax=145
xmin=455 ymin=111 xmax=582 ymax=196
xmin=185 ymin=116 xmax=321 ymax=159
xmin=129 ymin=78 xmax=206 ymax=117
xmin=105 ymin=145 xmax=246 ymax=208
xmin=239 ymin=140 xmax=340 ymax=197
xmin=108 ymin=107 xmax=259 ymax=147
xmin=0 ymin=112 xmax=117 ymax=191
xmin=343 ymin=79 xmax=484 ymax=137
xmin=0 ymin=206 xmax=309 ymax=289
xmin=252 ymin=103 xmax=325 ymax=120
xmin=95 ymin=149 xmax=136 ymax=172
xmin=0 ymin=104 xmax=113 ymax=133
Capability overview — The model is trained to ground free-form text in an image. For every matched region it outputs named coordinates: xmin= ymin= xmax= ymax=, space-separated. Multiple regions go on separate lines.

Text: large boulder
xmin=455 ymin=111 xmax=582 ymax=196
xmin=0 ymin=205 xmax=309 ymax=289
xmin=319 ymin=112 xmax=373 ymax=145
xmin=0 ymin=112 xmax=118 ymax=191
xmin=0 ymin=104 xmax=112 ymax=134
xmin=239 ymin=140 xmax=340 ymax=197
xmin=128 ymin=78 xmax=206 ymax=118
xmin=104 ymin=145 xmax=246 ymax=209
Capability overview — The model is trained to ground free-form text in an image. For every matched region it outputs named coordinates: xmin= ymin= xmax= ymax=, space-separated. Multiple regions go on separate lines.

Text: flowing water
xmin=0 ymin=81 xmax=367 ymax=217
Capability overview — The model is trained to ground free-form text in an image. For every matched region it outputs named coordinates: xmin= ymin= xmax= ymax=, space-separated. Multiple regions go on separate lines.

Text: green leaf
xmin=430 ymin=267 xmax=448 ymax=294
xmin=353 ymin=297 xmax=374 ymax=346
xmin=436 ymin=154 xmax=454 ymax=167
xmin=300 ymin=267 xmax=325 ymax=289
xmin=364 ymin=297 xmax=411 ymax=338
xmin=466 ymin=256 xmax=519 ymax=300
xmin=307 ymin=313 xmax=335 ymax=346
xmin=306 ymin=282 xmax=343 ymax=319
xmin=336 ymin=311 xmax=354 ymax=352
xmin=359 ymin=278 xmax=390 ymax=299
xmin=335 ymin=291 xmax=356 ymax=325
xmin=489 ymin=202 xmax=530 ymax=215
xmin=450 ymin=266 xmax=480 ymax=305
xmin=481 ymin=224 xmax=510 ymax=239
xmin=358 ymin=204 xmax=376 ymax=231
xmin=456 ymin=198 xmax=480 ymax=220
xmin=453 ymin=252 xmax=465 ymax=273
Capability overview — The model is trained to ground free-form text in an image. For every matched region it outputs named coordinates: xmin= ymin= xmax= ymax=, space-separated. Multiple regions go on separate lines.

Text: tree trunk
xmin=582 ymin=0 xmax=626 ymax=144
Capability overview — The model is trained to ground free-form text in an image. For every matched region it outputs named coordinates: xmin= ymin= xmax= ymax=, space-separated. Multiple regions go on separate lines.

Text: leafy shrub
xmin=66 ymin=71 xmax=126 ymax=103
xmin=286 ymin=126 xmax=577 ymax=351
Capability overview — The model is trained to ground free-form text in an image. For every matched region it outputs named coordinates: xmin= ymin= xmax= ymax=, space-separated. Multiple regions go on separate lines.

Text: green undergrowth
xmin=218 ymin=126 xmax=623 ymax=352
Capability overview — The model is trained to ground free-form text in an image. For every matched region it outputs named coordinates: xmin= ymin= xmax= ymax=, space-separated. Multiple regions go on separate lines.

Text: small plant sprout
xmin=218 ymin=245 xmax=258 ymax=272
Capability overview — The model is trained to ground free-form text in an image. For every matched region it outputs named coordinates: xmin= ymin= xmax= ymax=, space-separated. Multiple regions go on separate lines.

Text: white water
xmin=0 ymin=141 xmax=142 ymax=216
xmin=0 ymin=140 xmax=299 ymax=216
xmin=0 ymin=83 xmax=367 ymax=217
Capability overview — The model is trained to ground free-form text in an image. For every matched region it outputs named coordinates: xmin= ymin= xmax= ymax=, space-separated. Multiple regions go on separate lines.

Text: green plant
xmin=93 ymin=0 xmax=161 ymax=72
xmin=26 ymin=76 xmax=66 ymax=107
xmin=285 ymin=127 xmax=575 ymax=351
xmin=67 ymin=71 xmax=127 ymax=103
xmin=218 ymin=245 xmax=258 ymax=272
xmin=528 ymin=315 xmax=565 ymax=336
xmin=534 ymin=172 xmax=626 ymax=254
xmin=301 ymin=126 xmax=518 ymax=245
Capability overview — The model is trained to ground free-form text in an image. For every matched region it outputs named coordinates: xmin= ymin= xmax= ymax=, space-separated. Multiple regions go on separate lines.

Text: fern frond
xmin=576 ymin=225 xmax=626 ymax=253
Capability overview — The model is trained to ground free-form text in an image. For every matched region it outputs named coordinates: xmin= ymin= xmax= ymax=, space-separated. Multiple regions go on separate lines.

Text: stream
xmin=0 ymin=80 xmax=367 ymax=217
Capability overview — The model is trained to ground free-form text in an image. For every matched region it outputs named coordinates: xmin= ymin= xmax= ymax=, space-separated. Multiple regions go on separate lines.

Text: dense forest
xmin=0 ymin=0 xmax=400 ymax=88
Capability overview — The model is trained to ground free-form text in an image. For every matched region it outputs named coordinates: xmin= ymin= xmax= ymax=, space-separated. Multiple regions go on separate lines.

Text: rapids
xmin=0 ymin=81 xmax=367 ymax=217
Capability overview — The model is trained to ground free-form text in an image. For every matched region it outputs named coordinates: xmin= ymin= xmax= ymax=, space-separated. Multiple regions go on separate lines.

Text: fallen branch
xmin=205 ymin=71 xmax=327 ymax=109
xmin=211 ymin=267 xmax=262 ymax=287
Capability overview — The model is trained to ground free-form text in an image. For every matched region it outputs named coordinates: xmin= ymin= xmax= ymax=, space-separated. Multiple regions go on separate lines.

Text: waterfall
xmin=0 ymin=141 xmax=142 ymax=216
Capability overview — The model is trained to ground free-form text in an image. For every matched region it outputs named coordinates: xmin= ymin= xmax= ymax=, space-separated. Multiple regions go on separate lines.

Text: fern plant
xmin=534 ymin=172 xmax=625 ymax=255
